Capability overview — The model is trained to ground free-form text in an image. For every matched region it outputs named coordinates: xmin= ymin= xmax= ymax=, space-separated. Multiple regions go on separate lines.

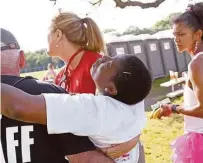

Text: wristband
xmin=171 ymin=105 xmax=180 ymax=113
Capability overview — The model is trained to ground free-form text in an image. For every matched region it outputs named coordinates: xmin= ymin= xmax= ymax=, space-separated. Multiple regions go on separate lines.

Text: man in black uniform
xmin=0 ymin=28 xmax=114 ymax=163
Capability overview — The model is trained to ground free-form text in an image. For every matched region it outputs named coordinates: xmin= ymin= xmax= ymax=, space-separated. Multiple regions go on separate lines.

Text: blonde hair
xmin=51 ymin=12 xmax=105 ymax=53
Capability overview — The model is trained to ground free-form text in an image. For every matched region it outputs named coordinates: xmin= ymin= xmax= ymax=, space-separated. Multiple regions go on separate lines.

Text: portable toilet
xmin=143 ymin=35 xmax=165 ymax=79
xmin=105 ymin=34 xmax=129 ymax=57
xmin=154 ymin=30 xmax=177 ymax=75
xmin=127 ymin=36 xmax=149 ymax=69
xmin=104 ymin=34 xmax=119 ymax=56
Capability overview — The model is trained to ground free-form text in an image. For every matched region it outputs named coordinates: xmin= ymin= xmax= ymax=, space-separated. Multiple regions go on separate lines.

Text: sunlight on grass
xmin=21 ymin=71 xmax=46 ymax=80
xmin=143 ymin=97 xmax=184 ymax=163
xmin=142 ymin=113 xmax=184 ymax=163
xmin=21 ymin=69 xmax=60 ymax=80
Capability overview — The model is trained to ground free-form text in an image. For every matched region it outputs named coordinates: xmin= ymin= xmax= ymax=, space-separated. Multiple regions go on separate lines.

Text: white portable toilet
xmin=126 ymin=35 xmax=149 ymax=69
xmin=153 ymin=30 xmax=178 ymax=75
xmin=105 ymin=34 xmax=129 ymax=57
xmin=143 ymin=34 xmax=165 ymax=79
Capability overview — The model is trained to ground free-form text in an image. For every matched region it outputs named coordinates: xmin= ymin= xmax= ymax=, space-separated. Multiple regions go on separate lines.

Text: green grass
xmin=21 ymin=71 xmax=46 ymax=79
xmin=143 ymin=77 xmax=184 ymax=163
xmin=152 ymin=76 xmax=170 ymax=89
xmin=21 ymin=70 xmax=184 ymax=163
xmin=143 ymin=112 xmax=183 ymax=163
xmin=21 ymin=69 xmax=60 ymax=80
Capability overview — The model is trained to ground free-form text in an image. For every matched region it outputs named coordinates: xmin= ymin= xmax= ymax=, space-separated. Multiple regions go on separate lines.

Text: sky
xmin=0 ymin=0 xmax=198 ymax=51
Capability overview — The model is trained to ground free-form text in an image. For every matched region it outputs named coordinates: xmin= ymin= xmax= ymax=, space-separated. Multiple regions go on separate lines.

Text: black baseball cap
xmin=1 ymin=28 xmax=20 ymax=51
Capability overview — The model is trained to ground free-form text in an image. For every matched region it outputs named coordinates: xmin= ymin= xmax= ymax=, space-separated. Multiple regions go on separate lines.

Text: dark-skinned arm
xmin=1 ymin=84 xmax=116 ymax=163
xmin=1 ymin=83 xmax=47 ymax=124
xmin=66 ymin=151 xmax=115 ymax=163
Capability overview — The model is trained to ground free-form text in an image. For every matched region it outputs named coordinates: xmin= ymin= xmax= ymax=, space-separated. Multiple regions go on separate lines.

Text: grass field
xmin=21 ymin=70 xmax=184 ymax=163
xmin=21 ymin=71 xmax=46 ymax=79
xmin=143 ymin=113 xmax=183 ymax=163
xmin=21 ymin=69 xmax=60 ymax=80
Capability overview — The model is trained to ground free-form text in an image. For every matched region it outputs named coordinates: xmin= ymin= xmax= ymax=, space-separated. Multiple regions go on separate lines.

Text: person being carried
xmin=45 ymin=11 xmax=146 ymax=160
xmin=1 ymin=54 xmax=152 ymax=163
xmin=0 ymin=28 xmax=114 ymax=163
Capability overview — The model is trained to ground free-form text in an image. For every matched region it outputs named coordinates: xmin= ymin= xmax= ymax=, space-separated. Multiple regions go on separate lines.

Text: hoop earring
xmin=195 ymin=41 xmax=199 ymax=51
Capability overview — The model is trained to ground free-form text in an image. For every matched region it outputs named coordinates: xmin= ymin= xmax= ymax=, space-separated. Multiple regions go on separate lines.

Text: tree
xmin=152 ymin=20 xmax=171 ymax=31
xmin=50 ymin=0 xmax=168 ymax=9
xmin=122 ymin=26 xmax=154 ymax=35
xmin=36 ymin=54 xmax=52 ymax=67
xmin=120 ymin=12 xmax=181 ymax=36
xmin=152 ymin=12 xmax=181 ymax=31
xmin=52 ymin=57 xmax=65 ymax=68
xmin=103 ymin=28 xmax=122 ymax=36
xmin=23 ymin=50 xmax=64 ymax=72
xmin=24 ymin=51 xmax=51 ymax=69
xmin=103 ymin=28 xmax=116 ymax=33
xmin=123 ymin=26 xmax=143 ymax=35
xmin=35 ymin=48 xmax=47 ymax=55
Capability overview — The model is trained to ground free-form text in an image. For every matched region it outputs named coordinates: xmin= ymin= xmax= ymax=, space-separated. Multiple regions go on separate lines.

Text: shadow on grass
xmin=165 ymin=114 xmax=184 ymax=126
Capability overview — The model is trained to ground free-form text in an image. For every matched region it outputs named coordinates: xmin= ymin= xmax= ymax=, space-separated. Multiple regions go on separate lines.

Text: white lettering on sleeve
xmin=6 ymin=127 xmax=18 ymax=163
xmin=21 ymin=126 xmax=34 ymax=163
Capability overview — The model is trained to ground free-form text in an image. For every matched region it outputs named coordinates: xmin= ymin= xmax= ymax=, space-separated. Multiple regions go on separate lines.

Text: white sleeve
xmin=97 ymin=100 xmax=147 ymax=144
xmin=42 ymin=93 xmax=105 ymax=136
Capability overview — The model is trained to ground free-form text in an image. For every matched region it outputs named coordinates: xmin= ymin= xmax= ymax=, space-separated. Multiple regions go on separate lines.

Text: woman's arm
xmin=100 ymin=135 xmax=140 ymax=159
xmin=177 ymin=59 xmax=203 ymax=118
xmin=1 ymin=83 xmax=47 ymax=124
xmin=160 ymin=59 xmax=203 ymax=119
xmin=66 ymin=151 xmax=114 ymax=163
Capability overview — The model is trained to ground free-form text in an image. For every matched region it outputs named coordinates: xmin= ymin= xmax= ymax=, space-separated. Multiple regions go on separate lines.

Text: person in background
xmin=47 ymin=12 xmax=104 ymax=94
xmin=0 ymin=28 xmax=114 ymax=163
xmin=43 ymin=63 xmax=57 ymax=82
xmin=151 ymin=3 xmax=203 ymax=163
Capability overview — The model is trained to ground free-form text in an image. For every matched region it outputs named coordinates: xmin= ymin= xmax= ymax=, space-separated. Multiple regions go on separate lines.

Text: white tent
xmin=152 ymin=29 xmax=174 ymax=39
xmin=104 ymin=34 xmax=119 ymax=43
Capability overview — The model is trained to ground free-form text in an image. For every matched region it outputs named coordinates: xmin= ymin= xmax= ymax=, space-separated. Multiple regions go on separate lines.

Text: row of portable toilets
xmin=106 ymin=37 xmax=191 ymax=79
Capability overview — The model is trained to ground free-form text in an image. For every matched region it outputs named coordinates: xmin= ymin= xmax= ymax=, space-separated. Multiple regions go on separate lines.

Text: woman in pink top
xmin=155 ymin=3 xmax=203 ymax=163
xmin=43 ymin=63 xmax=56 ymax=82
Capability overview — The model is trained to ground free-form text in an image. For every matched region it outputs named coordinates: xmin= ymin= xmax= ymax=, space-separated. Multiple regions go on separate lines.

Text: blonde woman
xmin=47 ymin=12 xmax=104 ymax=94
